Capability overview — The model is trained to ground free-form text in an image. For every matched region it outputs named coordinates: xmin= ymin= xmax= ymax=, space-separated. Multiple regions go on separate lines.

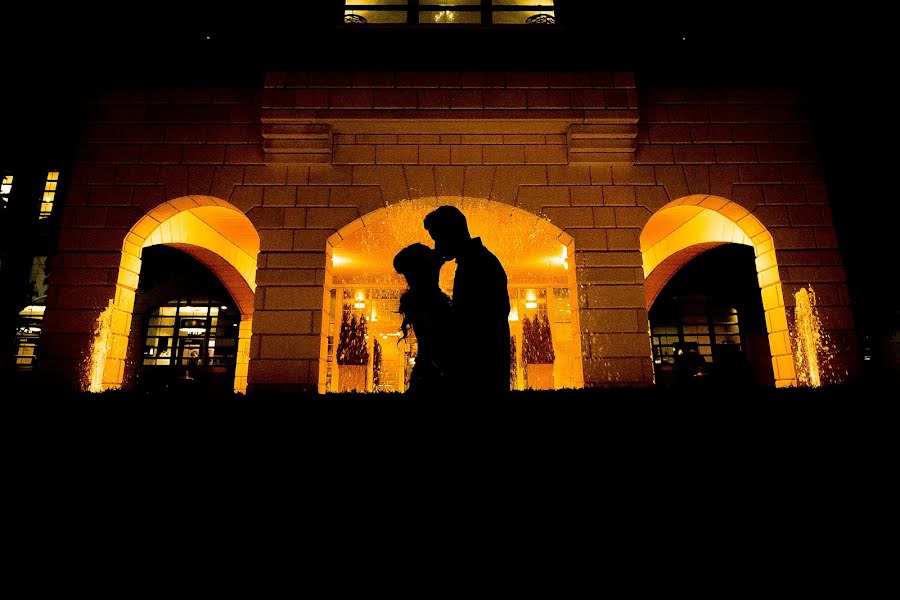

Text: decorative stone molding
xmin=261 ymin=123 xmax=333 ymax=165
xmin=567 ymin=123 xmax=637 ymax=166
xmin=261 ymin=71 xmax=640 ymax=166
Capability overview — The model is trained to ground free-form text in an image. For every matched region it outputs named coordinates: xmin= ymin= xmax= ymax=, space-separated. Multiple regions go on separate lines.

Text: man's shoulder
xmin=478 ymin=244 xmax=506 ymax=274
xmin=471 ymin=238 xmax=501 ymax=261
xmin=456 ymin=238 xmax=507 ymax=281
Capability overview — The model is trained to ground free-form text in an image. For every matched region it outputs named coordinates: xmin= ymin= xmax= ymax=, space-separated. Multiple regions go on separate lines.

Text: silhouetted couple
xmin=393 ymin=206 xmax=510 ymax=397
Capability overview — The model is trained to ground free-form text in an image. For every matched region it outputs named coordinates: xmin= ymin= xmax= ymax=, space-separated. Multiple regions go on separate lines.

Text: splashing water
xmin=790 ymin=286 xmax=838 ymax=387
xmin=793 ymin=287 xmax=821 ymax=387
xmin=333 ymin=198 xmax=567 ymax=288
xmin=83 ymin=300 xmax=115 ymax=392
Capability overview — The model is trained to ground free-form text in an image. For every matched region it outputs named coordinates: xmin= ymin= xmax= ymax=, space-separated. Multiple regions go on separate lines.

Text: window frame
xmin=650 ymin=298 xmax=744 ymax=367
xmin=343 ymin=1 xmax=556 ymax=26
xmin=142 ymin=297 xmax=241 ymax=369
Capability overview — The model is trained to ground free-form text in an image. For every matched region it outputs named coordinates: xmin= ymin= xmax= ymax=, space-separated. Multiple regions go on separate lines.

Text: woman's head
xmin=393 ymin=243 xmax=443 ymax=290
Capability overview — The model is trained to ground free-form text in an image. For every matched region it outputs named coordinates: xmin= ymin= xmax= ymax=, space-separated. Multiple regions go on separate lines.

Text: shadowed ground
xmin=5 ymin=382 xmax=888 ymax=570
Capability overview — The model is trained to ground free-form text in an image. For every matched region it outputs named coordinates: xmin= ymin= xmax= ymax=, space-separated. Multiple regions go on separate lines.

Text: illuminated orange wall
xmin=37 ymin=71 xmax=859 ymax=391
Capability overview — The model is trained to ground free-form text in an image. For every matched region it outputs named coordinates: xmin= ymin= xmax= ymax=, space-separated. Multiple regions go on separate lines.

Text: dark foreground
xmin=6 ymin=381 xmax=888 ymax=460
xmin=5 ymin=382 xmax=890 ymax=572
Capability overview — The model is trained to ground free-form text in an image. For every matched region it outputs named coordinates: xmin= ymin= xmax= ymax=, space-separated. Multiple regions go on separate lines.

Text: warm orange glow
xmin=641 ymin=206 xmax=754 ymax=281
xmin=325 ymin=197 xmax=584 ymax=392
xmin=641 ymin=195 xmax=797 ymax=387
xmin=790 ymin=286 xmax=838 ymax=387
xmin=329 ymin=198 xmax=571 ymax=287
xmin=84 ymin=300 xmax=115 ymax=393
xmin=793 ymin=287 xmax=821 ymax=387
xmin=87 ymin=196 xmax=259 ymax=393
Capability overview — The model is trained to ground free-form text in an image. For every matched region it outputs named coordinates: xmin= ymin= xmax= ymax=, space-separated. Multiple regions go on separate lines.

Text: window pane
xmin=420 ymin=10 xmax=481 ymax=23
xmin=345 ymin=10 xmax=407 ymax=22
xmin=144 ymin=297 xmax=239 ymax=369
xmin=346 ymin=1 xmax=408 ymax=4
xmin=426 ymin=1 xmax=480 ymax=4
xmin=494 ymin=1 xmax=554 ymax=5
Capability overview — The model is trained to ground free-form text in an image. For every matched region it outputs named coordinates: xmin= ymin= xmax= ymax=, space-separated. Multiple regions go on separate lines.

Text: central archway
xmin=322 ymin=197 xmax=584 ymax=393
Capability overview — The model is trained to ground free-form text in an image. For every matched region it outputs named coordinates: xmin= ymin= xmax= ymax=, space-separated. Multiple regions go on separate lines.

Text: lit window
xmin=344 ymin=0 xmax=409 ymax=24
xmin=421 ymin=1 xmax=481 ymax=24
xmin=14 ymin=305 xmax=45 ymax=370
xmin=343 ymin=1 xmax=555 ymax=25
xmin=38 ymin=171 xmax=59 ymax=220
xmin=650 ymin=303 xmax=742 ymax=367
xmin=142 ymin=297 xmax=240 ymax=368
xmin=13 ymin=256 xmax=50 ymax=370
xmin=1 ymin=174 xmax=12 ymax=209
xmin=492 ymin=1 xmax=555 ymax=25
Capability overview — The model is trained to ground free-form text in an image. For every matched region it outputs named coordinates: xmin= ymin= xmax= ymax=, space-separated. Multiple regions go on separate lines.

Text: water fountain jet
xmin=791 ymin=286 xmax=839 ymax=387
xmin=83 ymin=300 xmax=115 ymax=393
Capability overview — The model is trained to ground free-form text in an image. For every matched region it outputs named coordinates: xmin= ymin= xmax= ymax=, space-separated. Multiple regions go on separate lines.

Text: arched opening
xmin=640 ymin=195 xmax=796 ymax=387
xmin=321 ymin=197 xmax=584 ymax=393
xmin=648 ymin=244 xmax=775 ymax=387
xmin=86 ymin=196 xmax=259 ymax=393
xmin=127 ymin=246 xmax=244 ymax=394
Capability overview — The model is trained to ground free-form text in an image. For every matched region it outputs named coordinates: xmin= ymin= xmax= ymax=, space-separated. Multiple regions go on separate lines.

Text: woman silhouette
xmin=393 ymin=243 xmax=456 ymax=396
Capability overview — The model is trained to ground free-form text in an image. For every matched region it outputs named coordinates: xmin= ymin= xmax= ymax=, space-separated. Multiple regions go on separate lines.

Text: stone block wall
xmin=38 ymin=72 xmax=858 ymax=391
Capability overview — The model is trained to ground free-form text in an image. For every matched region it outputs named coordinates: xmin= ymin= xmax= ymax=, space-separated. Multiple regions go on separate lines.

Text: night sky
xmin=2 ymin=1 xmax=892 ymax=369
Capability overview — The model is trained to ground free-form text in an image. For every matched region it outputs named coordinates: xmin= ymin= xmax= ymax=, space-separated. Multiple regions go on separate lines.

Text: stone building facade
xmin=38 ymin=71 xmax=858 ymax=393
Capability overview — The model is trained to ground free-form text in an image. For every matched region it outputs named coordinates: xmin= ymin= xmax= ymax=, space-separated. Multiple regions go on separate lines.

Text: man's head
xmin=424 ymin=205 xmax=470 ymax=261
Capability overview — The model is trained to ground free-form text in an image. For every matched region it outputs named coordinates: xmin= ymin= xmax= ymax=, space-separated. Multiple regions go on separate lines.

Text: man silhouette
xmin=424 ymin=206 xmax=510 ymax=395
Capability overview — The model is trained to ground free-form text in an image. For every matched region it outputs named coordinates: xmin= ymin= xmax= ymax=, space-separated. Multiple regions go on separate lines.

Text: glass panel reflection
xmin=493 ymin=10 xmax=554 ymax=24
xmin=344 ymin=10 xmax=407 ymax=23
xmin=420 ymin=10 xmax=481 ymax=23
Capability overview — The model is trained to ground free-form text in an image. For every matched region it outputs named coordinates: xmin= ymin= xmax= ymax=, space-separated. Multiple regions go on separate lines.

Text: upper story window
xmin=343 ymin=1 xmax=556 ymax=25
xmin=38 ymin=171 xmax=59 ymax=220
